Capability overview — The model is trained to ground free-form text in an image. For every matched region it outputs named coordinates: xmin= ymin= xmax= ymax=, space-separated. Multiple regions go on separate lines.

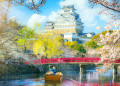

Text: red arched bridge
xmin=26 ymin=57 xmax=120 ymax=64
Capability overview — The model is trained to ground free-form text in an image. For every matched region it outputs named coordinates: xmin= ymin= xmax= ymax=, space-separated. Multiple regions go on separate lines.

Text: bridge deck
xmin=26 ymin=57 xmax=120 ymax=64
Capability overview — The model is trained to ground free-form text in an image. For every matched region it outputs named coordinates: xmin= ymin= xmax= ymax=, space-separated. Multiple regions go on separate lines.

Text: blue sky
xmin=8 ymin=0 xmax=116 ymax=34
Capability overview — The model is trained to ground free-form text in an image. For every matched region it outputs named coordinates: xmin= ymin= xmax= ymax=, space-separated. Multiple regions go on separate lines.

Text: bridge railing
xmin=26 ymin=57 xmax=101 ymax=64
xmin=26 ymin=57 xmax=120 ymax=64
xmin=60 ymin=57 xmax=100 ymax=63
xmin=115 ymin=60 xmax=120 ymax=63
xmin=33 ymin=58 xmax=59 ymax=64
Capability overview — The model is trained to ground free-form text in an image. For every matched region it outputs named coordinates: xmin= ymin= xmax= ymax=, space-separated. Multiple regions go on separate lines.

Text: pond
xmin=0 ymin=67 xmax=120 ymax=86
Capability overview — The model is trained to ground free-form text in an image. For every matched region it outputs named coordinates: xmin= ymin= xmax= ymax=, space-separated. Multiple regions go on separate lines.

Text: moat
xmin=0 ymin=66 xmax=120 ymax=86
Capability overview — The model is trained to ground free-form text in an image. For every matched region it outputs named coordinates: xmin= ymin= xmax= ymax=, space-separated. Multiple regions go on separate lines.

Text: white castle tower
xmin=54 ymin=5 xmax=84 ymax=34
xmin=44 ymin=21 xmax=54 ymax=32
xmin=44 ymin=5 xmax=85 ymax=43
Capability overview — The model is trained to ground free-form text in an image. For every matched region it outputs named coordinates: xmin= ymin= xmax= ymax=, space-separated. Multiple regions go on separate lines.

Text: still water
xmin=0 ymin=68 xmax=120 ymax=86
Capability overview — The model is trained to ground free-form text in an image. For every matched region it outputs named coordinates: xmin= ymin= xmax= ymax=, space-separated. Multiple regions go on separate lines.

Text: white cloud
xmin=27 ymin=0 xmax=111 ymax=30
xmin=100 ymin=14 xmax=110 ymax=22
xmin=87 ymin=21 xmax=97 ymax=27
xmin=60 ymin=0 xmax=87 ymax=9
xmin=46 ymin=0 xmax=111 ymax=29
xmin=48 ymin=11 xmax=58 ymax=21
xmin=99 ymin=8 xmax=114 ymax=22
xmin=27 ymin=14 xmax=47 ymax=27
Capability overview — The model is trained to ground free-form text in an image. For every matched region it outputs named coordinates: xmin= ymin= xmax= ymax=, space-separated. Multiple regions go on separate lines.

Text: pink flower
xmin=96 ymin=26 xmax=101 ymax=30
xmin=112 ymin=23 xmax=119 ymax=28
xmin=104 ymin=25 xmax=112 ymax=30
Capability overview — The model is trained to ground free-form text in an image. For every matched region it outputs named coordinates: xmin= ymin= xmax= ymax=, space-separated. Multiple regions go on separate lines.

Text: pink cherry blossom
xmin=112 ymin=23 xmax=119 ymax=28
xmin=104 ymin=25 xmax=112 ymax=30
xmin=96 ymin=26 xmax=101 ymax=30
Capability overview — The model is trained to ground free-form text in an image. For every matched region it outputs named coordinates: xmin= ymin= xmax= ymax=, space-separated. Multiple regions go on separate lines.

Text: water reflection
xmin=0 ymin=68 xmax=120 ymax=86
xmin=45 ymin=81 xmax=62 ymax=86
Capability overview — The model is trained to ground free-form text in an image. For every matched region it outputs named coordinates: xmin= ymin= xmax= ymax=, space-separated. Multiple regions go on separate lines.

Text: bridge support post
xmin=114 ymin=65 xmax=117 ymax=75
xmin=112 ymin=65 xmax=117 ymax=83
xmin=49 ymin=65 xmax=50 ymax=71
xmin=79 ymin=64 xmax=82 ymax=83
xmin=82 ymin=65 xmax=87 ymax=74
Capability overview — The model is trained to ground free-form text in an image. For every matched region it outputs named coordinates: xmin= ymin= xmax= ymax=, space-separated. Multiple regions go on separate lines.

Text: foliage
xmin=64 ymin=41 xmax=86 ymax=57
xmin=89 ymin=25 xmax=120 ymax=72
xmin=89 ymin=0 xmax=120 ymax=13
xmin=74 ymin=44 xmax=86 ymax=57
xmin=0 ymin=0 xmax=47 ymax=14
xmin=64 ymin=41 xmax=78 ymax=48
xmin=0 ymin=0 xmax=46 ymax=59
xmin=33 ymin=33 xmax=63 ymax=58
xmin=8 ymin=18 xmax=23 ymax=30
xmin=84 ymin=40 xmax=99 ymax=49
xmin=85 ymin=30 xmax=113 ymax=49
xmin=92 ymin=30 xmax=113 ymax=42
xmin=0 ymin=18 xmax=24 ymax=59
xmin=88 ymin=0 xmax=120 ymax=72
xmin=73 ymin=44 xmax=86 ymax=53
xmin=0 ymin=0 xmax=47 ymax=30
xmin=15 ymin=27 xmax=35 ymax=51
xmin=12 ymin=0 xmax=47 ymax=12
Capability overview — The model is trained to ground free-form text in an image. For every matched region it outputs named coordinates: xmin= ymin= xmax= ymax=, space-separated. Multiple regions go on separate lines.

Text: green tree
xmin=33 ymin=33 xmax=63 ymax=58
xmin=64 ymin=41 xmax=86 ymax=57
xmin=64 ymin=41 xmax=78 ymax=48
xmin=15 ymin=27 xmax=35 ymax=52
xmin=85 ymin=30 xmax=113 ymax=49
xmin=74 ymin=44 xmax=86 ymax=57
xmin=92 ymin=30 xmax=113 ymax=42
xmin=84 ymin=40 xmax=98 ymax=49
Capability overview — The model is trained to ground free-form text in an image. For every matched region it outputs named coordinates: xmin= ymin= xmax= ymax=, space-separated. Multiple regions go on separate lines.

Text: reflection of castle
xmin=44 ymin=5 xmax=95 ymax=43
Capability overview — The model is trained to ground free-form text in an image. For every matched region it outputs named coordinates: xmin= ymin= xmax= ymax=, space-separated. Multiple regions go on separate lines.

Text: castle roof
xmin=79 ymin=32 xmax=95 ymax=35
xmin=63 ymin=5 xmax=76 ymax=10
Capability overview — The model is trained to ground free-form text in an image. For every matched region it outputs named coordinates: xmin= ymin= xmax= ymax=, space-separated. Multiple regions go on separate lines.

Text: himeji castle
xmin=54 ymin=5 xmax=83 ymax=34
xmin=45 ymin=5 xmax=95 ymax=43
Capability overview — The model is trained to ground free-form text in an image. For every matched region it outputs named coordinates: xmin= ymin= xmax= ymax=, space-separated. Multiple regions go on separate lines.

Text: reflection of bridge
xmin=26 ymin=57 xmax=119 ymax=82
xmin=26 ymin=57 xmax=120 ymax=64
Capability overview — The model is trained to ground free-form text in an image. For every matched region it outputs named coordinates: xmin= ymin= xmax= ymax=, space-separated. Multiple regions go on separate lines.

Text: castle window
xmin=64 ymin=10 xmax=70 ymax=12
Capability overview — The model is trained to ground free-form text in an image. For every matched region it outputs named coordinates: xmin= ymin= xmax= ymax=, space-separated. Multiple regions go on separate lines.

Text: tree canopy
xmin=64 ymin=41 xmax=86 ymax=57
xmin=15 ymin=27 xmax=35 ymax=51
xmin=92 ymin=30 xmax=113 ymax=42
xmin=84 ymin=30 xmax=114 ymax=49
xmin=33 ymin=33 xmax=63 ymax=58
xmin=89 ymin=0 xmax=120 ymax=13
xmin=84 ymin=40 xmax=98 ymax=49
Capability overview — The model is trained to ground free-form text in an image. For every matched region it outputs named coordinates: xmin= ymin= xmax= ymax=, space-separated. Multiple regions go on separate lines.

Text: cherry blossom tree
xmin=12 ymin=0 xmax=47 ymax=11
xmin=0 ymin=0 xmax=47 ymax=61
xmin=88 ymin=25 xmax=120 ymax=71
xmin=89 ymin=0 xmax=120 ymax=24
xmin=0 ymin=0 xmax=47 ymax=27
xmin=88 ymin=0 xmax=120 ymax=72
xmin=89 ymin=0 xmax=120 ymax=13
